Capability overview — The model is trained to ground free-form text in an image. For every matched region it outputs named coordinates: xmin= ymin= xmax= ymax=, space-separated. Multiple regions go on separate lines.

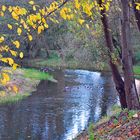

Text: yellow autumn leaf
xmin=0 ymin=36 xmax=4 ymax=43
xmin=12 ymin=63 xmax=19 ymax=70
xmin=11 ymin=11 xmax=19 ymax=20
xmin=136 ymin=5 xmax=140 ymax=10
xmin=10 ymin=50 xmax=17 ymax=56
xmin=12 ymin=40 xmax=20 ymax=48
xmin=2 ymin=72 xmax=10 ymax=82
xmin=44 ymin=23 xmax=49 ymax=28
xmin=28 ymin=34 xmax=33 ymax=41
xmin=0 ymin=58 xmax=8 ymax=63
xmin=42 ymin=17 xmax=46 ymax=23
xmin=60 ymin=8 xmax=67 ymax=20
xmin=8 ymin=6 xmax=12 ymax=12
xmin=17 ymin=27 xmax=22 ymax=35
xmin=7 ymin=24 xmax=13 ymax=30
xmin=2 ymin=5 xmax=7 ymax=12
xmin=0 ymin=57 xmax=14 ymax=66
xmin=40 ymin=9 xmax=45 ymax=15
xmin=33 ymin=5 xmax=36 ymax=11
xmin=75 ymin=0 xmax=80 ymax=9
xmin=0 ymin=11 xmax=4 ymax=17
xmin=7 ymin=58 xmax=14 ymax=66
xmin=78 ymin=19 xmax=85 ymax=25
xmin=29 ymin=1 xmax=34 ymax=5
xmin=19 ymin=52 xmax=24 ymax=58
xmin=38 ymin=25 xmax=44 ymax=34
xmin=12 ymin=85 xmax=19 ymax=93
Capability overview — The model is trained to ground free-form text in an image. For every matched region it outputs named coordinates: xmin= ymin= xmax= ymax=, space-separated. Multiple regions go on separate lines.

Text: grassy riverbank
xmin=23 ymin=58 xmax=109 ymax=71
xmin=23 ymin=58 xmax=140 ymax=76
xmin=76 ymin=106 xmax=140 ymax=140
xmin=0 ymin=68 xmax=55 ymax=105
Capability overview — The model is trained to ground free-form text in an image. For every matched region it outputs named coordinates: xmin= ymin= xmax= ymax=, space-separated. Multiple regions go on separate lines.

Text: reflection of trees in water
xmin=0 ymin=70 xmax=66 ymax=140
xmin=100 ymin=72 xmax=117 ymax=117
xmin=0 ymin=70 xmax=119 ymax=140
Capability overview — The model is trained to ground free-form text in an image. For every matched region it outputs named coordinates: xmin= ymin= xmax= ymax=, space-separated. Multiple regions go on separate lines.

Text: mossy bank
xmin=0 ymin=68 xmax=55 ymax=105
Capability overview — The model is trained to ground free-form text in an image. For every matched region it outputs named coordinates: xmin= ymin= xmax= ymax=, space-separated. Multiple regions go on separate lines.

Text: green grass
xmin=23 ymin=68 xmax=57 ymax=82
xmin=0 ymin=93 xmax=30 ymax=105
xmin=24 ymin=58 xmax=109 ymax=71
xmin=88 ymin=124 xmax=94 ymax=140
xmin=0 ymin=67 xmax=58 ymax=106
xmin=133 ymin=65 xmax=140 ymax=79
xmin=36 ymin=58 xmax=62 ymax=67
xmin=134 ymin=66 xmax=140 ymax=75
xmin=95 ymin=105 xmax=122 ymax=127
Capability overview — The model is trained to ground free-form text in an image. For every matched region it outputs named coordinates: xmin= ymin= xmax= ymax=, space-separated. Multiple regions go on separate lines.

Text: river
xmin=0 ymin=69 xmax=121 ymax=140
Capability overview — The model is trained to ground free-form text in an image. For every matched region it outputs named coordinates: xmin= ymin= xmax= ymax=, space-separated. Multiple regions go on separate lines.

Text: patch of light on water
xmin=63 ymin=109 xmax=90 ymax=140
xmin=94 ymin=102 xmax=102 ymax=122
xmin=42 ymin=117 xmax=49 ymax=140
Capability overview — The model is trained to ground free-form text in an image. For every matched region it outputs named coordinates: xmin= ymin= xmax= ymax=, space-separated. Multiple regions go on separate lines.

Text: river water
xmin=0 ymin=69 xmax=120 ymax=140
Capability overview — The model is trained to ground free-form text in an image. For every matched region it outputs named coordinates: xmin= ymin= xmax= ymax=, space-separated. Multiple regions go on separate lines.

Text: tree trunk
xmin=132 ymin=0 xmax=140 ymax=31
xmin=98 ymin=0 xmax=127 ymax=109
xmin=121 ymin=0 xmax=140 ymax=110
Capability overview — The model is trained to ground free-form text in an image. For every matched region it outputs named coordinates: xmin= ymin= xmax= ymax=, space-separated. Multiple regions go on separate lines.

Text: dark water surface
xmin=0 ymin=69 xmax=119 ymax=140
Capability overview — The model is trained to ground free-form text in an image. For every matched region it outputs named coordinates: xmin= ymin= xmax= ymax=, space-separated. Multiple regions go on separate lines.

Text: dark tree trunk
xmin=98 ymin=0 xmax=127 ymax=109
xmin=132 ymin=0 xmax=140 ymax=31
xmin=121 ymin=0 xmax=140 ymax=110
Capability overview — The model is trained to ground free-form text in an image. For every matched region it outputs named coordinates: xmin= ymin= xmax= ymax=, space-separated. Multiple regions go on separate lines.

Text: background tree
xmin=121 ymin=0 xmax=140 ymax=109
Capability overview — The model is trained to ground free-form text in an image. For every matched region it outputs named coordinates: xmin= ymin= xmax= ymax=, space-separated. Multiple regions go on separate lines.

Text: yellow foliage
xmin=17 ymin=27 xmax=22 ymax=36
xmin=33 ymin=5 xmax=37 ymax=11
xmin=28 ymin=34 xmax=33 ymax=41
xmin=19 ymin=52 xmax=24 ymax=59
xmin=0 ymin=36 xmax=5 ymax=43
xmin=29 ymin=1 xmax=35 ymax=5
xmin=8 ymin=6 xmax=12 ymax=12
xmin=38 ymin=25 xmax=44 ymax=34
xmin=11 ymin=11 xmax=19 ymax=20
xmin=12 ymin=40 xmax=20 ymax=48
xmin=12 ymin=85 xmax=19 ymax=93
xmin=7 ymin=24 xmax=13 ymax=30
xmin=8 ymin=58 xmax=15 ymax=66
xmin=44 ymin=23 xmax=49 ymax=28
xmin=2 ymin=5 xmax=7 ymax=12
xmin=40 ymin=8 xmax=46 ymax=16
xmin=2 ymin=73 xmax=10 ymax=82
xmin=12 ymin=6 xmax=27 ymax=16
xmin=10 ymin=50 xmax=17 ymax=57
xmin=60 ymin=7 xmax=73 ymax=20
xmin=0 ymin=72 xmax=10 ymax=85
xmin=75 ymin=0 xmax=80 ymax=9
xmin=12 ymin=63 xmax=19 ymax=70
xmin=0 ymin=11 xmax=4 ymax=17
xmin=0 ymin=58 xmax=14 ymax=66
xmin=0 ymin=46 xmax=9 ymax=52
xmin=136 ymin=3 xmax=140 ymax=10
xmin=82 ymin=3 xmax=92 ymax=16
xmin=78 ymin=19 xmax=85 ymax=25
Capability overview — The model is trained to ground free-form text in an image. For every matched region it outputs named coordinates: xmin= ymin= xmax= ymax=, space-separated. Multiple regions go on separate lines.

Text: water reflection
xmin=0 ymin=69 xmax=119 ymax=140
